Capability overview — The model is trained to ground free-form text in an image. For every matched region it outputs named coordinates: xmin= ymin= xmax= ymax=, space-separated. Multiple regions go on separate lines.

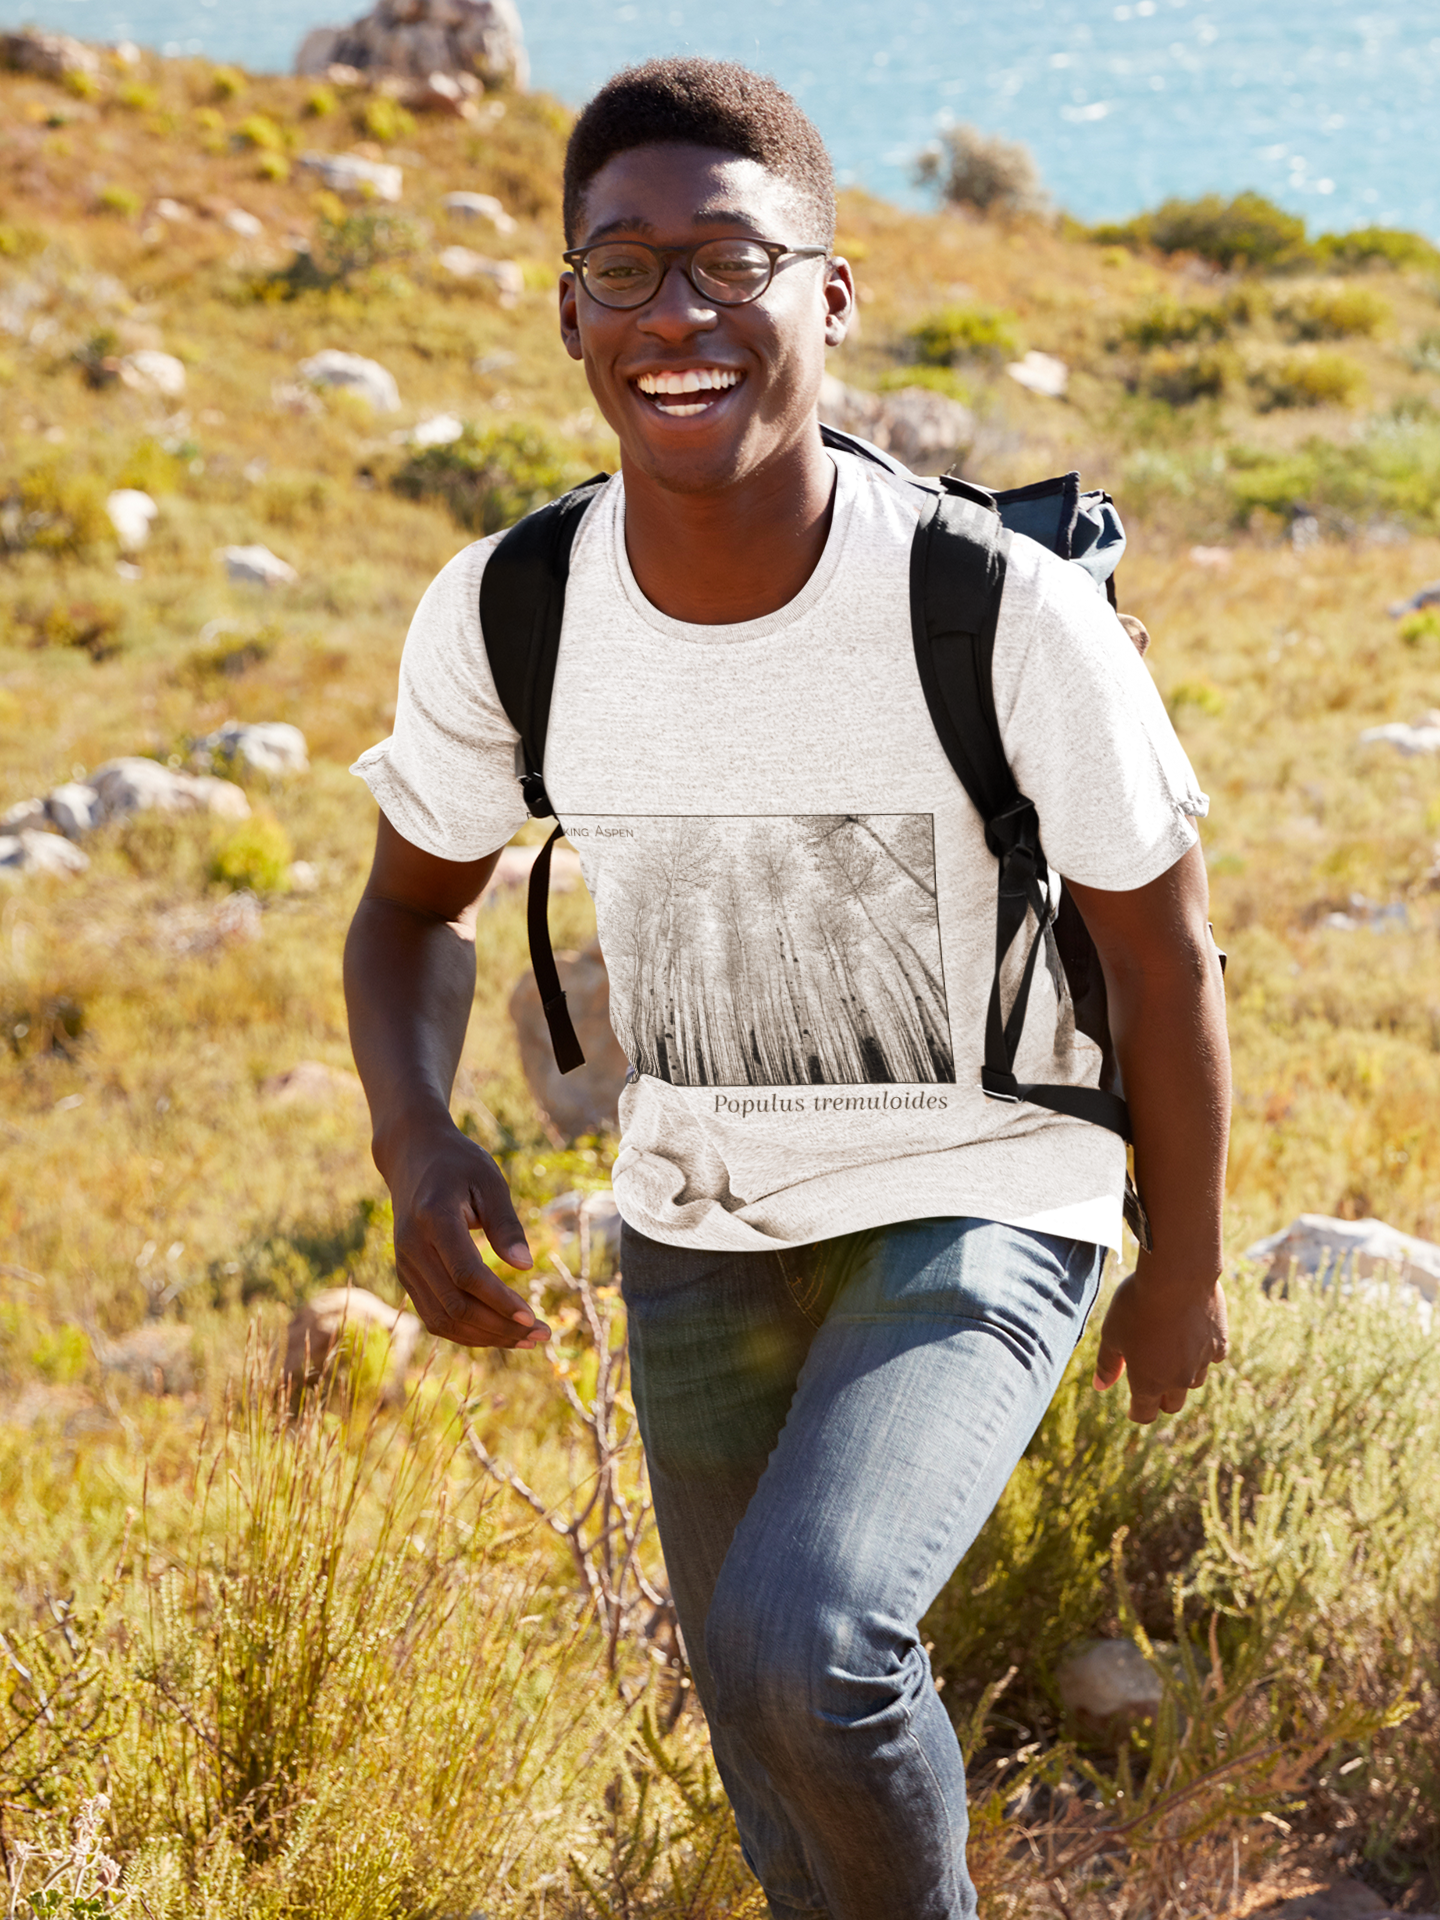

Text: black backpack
xmin=479 ymin=427 xmax=1150 ymax=1243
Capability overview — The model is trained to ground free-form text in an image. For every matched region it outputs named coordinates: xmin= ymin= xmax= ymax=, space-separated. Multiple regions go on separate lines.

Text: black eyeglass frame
xmin=561 ymin=237 xmax=831 ymax=309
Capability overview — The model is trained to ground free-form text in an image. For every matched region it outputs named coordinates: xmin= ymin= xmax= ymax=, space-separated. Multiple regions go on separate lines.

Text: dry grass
xmin=3 ymin=43 xmax=1440 ymax=1918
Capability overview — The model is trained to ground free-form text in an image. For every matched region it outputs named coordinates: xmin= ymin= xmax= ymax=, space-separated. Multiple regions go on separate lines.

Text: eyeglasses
xmin=562 ymin=237 xmax=829 ymax=310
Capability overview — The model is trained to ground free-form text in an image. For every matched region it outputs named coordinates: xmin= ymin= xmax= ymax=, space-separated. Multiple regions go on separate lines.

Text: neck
xmin=619 ymin=426 xmax=837 ymax=625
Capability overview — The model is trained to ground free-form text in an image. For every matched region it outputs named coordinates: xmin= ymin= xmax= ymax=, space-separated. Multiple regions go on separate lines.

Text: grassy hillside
xmin=2 ymin=44 xmax=1439 ymax=1918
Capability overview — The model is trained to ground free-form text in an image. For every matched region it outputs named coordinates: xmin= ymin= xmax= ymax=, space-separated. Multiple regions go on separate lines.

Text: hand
xmin=381 ymin=1117 xmax=550 ymax=1352
xmin=1092 ymin=1267 xmax=1228 ymax=1423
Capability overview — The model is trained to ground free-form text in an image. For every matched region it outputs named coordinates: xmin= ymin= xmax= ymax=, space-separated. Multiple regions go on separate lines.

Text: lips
xmin=632 ymin=366 xmax=744 ymax=418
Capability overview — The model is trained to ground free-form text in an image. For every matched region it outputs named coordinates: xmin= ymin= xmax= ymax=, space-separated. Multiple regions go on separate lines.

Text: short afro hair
xmin=563 ymin=57 xmax=835 ymax=248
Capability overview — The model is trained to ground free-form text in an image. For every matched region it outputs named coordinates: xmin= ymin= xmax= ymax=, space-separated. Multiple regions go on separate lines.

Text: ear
xmin=823 ymin=256 xmax=857 ymax=349
xmin=558 ymin=270 xmax=583 ymax=361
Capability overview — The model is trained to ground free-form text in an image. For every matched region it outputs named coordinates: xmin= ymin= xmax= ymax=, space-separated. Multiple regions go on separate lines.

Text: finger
xmin=461 ymin=1169 xmax=532 ymax=1271
xmin=1127 ymin=1392 xmax=1162 ymax=1425
xmin=1158 ymin=1387 xmax=1189 ymax=1415
xmin=428 ymin=1207 xmax=539 ymax=1328
xmin=1189 ymin=1360 xmax=1211 ymax=1390
xmin=1093 ymin=1340 xmax=1126 ymax=1391
xmin=399 ymin=1258 xmax=523 ymax=1349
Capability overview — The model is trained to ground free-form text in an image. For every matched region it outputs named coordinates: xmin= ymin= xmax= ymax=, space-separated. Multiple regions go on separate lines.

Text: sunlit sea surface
xmin=4 ymin=0 xmax=1438 ymax=236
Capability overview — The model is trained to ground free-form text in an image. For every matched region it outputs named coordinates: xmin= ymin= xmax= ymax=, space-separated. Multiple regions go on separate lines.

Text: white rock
xmin=0 ymin=830 xmax=90 ymax=878
xmin=223 ymin=207 xmax=264 ymax=238
xmin=1387 ymin=580 xmax=1440 ymax=619
xmin=119 ymin=350 xmax=187 ymax=399
xmin=1 ymin=798 xmax=48 ymax=835
xmin=1358 ymin=713 xmax=1440 ymax=756
xmin=89 ymin=758 xmax=251 ymax=823
xmin=398 ymin=411 xmax=465 ymax=447
xmin=105 ymin=488 xmax=158 ymax=552
xmin=442 ymin=190 xmax=517 ymax=233
xmin=297 ymin=150 xmax=403 ymax=203
xmin=152 ymin=198 xmax=191 ymax=224
xmin=1244 ymin=1214 xmax=1440 ymax=1310
xmin=818 ymin=374 xmax=973 ymax=471
xmin=298 ymin=348 xmax=401 ymax=412
xmin=1006 ymin=350 xmax=1069 ymax=399
xmin=438 ymin=246 xmax=525 ymax=300
xmin=45 ymin=782 xmax=101 ymax=839
xmin=541 ymin=1188 xmax=623 ymax=1265
xmin=196 ymin=721 xmax=310 ymax=776
xmin=220 ymin=544 xmax=299 ymax=587
xmin=1189 ymin=545 xmax=1233 ymax=570
xmin=284 ymin=1286 xmax=423 ymax=1407
xmin=1056 ymin=1639 xmax=1163 ymax=1735
xmin=0 ymin=29 xmax=101 ymax=80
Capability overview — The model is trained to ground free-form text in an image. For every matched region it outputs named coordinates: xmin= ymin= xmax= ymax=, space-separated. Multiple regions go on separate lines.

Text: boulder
xmin=195 ymin=721 xmax=310 ymax=776
xmin=96 ymin=1323 xmax=194 ymax=1395
xmin=1244 ymin=1214 xmax=1439 ymax=1310
xmin=260 ymin=1059 xmax=366 ymax=1106
xmin=89 ymin=757 xmax=251 ymax=823
xmin=298 ymin=348 xmax=401 ymax=411
xmin=45 ymin=781 xmax=101 ymax=838
xmin=398 ymin=69 xmax=479 ymax=117
xmin=284 ymin=1286 xmax=423 ymax=1408
xmin=119 ymin=350 xmax=186 ymax=400
xmin=442 ymin=189 xmax=517 ymax=233
xmin=1387 ymin=580 xmax=1440 ymax=619
xmin=1006 ymin=350 xmax=1069 ymax=398
xmin=1188 ymin=545 xmax=1233 ymax=570
xmin=222 ymin=207 xmax=264 ymax=238
xmin=297 ymin=150 xmax=404 ymax=203
xmin=540 ymin=1188 xmax=623 ymax=1268
xmin=817 ymin=374 xmax=973 ymax=472
xmin=294 ymin=0 xmax=527 ymax=91
xmin=396 ymin=411 xmax=465 ymax=447
xmin=105 ymin=488 xmax=158 ymax=552
xmin=1263 ymin=1881 xmax=1436 ymax=1920
xmin=1056 ymin=1638 xmax=1163 ymax=1740
xmin=438 ymin=247 xmax=524 ymax=300
xmin=0 ymin=29 xmax=101 ymax=81
xmin=1 ymin=798 xmax=50 ymax=835
xmin=509 ymin=939 xmax=629 ymax=1142
xmin=1359 ymin=712 xmax=1440 ymax=756
xmin=0 ymin=831 xmax=90 ymax=878
xmin=220 ymin=544 xmax=299 ymax=587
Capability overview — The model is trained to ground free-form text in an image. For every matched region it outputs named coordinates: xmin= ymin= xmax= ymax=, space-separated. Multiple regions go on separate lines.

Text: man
xmin=345 ymin=57 xmax=1229 ymax=1920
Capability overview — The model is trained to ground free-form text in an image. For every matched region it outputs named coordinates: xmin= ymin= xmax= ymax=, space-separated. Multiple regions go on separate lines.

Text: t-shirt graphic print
xmin=590 ymin=812 xmax=953 ymax=1090
xmin=354 ymin=450 xmax=1210 ymax=1255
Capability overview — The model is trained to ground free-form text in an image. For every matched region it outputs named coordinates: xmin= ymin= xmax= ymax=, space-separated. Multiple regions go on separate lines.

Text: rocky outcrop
xmin=1244 ymin=1213 xmax=1439 ymax=1309
xmin=220 ymin=544 xmax=299 ymax=587
xmin=90 ymin=758 xmax=252 ymax=822
xmin=509 ymin=939 xmax=629 ymax=1142
xmin=194 ymin=721 xmax=310 ymax=776
xmin=818 ymin=373 xmax=974 ymax=472
xmin=0 ymin=830 xmax=90 ymax=879
xmin=295 ymin=0 xmax=527 ymax=92
xmin=298 ymin=348 xmax=401 ymax=411
xmin=296 ymin=151 xmax=403 ymax=202
xmin=284 ymin=1286 xmax=423 ymax=1409
xmin=1 ymin=29 xmax=100 ymax=82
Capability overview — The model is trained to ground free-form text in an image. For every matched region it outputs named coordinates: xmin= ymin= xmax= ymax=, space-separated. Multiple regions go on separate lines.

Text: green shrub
xmin=877 ymin=365 xmax=973 ymax=403
xmin=1249 ymin=348 xmax=1365 ymax=410
xmin=210 ymin=65 xmax=245 ymax=100
xmin=1399 ymin=609 xmax=1440 ymax=647
xmin=96 ymin=184 xmax=141 ymax=218
xmin=392 ymin=422 xmax=585 ymax=534
xmin=1093 ymin=191 xmax=1308 ymax=271
xmin=233 ymin=113 xmax=286 ymax=152
xmin=304 ymin=84 xmax=337 ymax=118
xmin=208 ymin=814 xmax=293 ymax=894
xmin=115 ymin=80 xmax=160 ymax=113
xmin=0 ymin=465 xmax=111 ymax=558
xmin=913 ymin=123 xmax=1046 ymax=217
xmin=30 ymin=1323 xmax=88 ymax=1385
xmin=1275 ymin=284 xmax=1390 ymax=340
xmin=255 ymin=151 xmax=289 ymax=183
xmin=1411 ymin=329 xmax=1440 ymax=374
xmin=1223 ymin=407 xmax=1440 ymax=527
xmin=359 ymin=96 xmax=415 ymax=145
xmin=14 ymin=598 xmax=124 ymax=660
xmin=266 ymin=211 xmax=420 ymax=296
xmin=1140 ymin=347 xmax=1230 ymax=405
xmin=908 ymin=303 xmax=1020 ymax=366
xmin=1312 ymin=226 xmax=1440 ymax=273
xmin=1121 ymin=289 xmax=1260 ymax=350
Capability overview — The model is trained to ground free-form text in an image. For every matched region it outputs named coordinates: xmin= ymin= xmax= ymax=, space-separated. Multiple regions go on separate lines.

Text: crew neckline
xmin=604 ymin=452 xmax=856 ymax=645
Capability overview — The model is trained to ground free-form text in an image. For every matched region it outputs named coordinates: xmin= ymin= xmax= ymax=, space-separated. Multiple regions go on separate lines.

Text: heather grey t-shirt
xmin=354 ymin=452 xmax=1207 ymax=1254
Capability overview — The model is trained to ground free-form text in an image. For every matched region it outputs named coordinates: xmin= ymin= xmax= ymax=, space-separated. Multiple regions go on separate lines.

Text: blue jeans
xmin=621 ymin=1216 xmax=1105 ymax=1920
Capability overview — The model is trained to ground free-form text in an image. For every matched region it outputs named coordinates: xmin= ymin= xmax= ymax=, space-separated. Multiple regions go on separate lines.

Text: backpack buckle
xmin=982 ymin=1067 xmax=1021 ymax=1103
xmin=519 ymin=769 xmax=554 ymax=819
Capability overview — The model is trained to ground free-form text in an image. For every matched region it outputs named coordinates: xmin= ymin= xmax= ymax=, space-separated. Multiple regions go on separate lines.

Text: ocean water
xmin=5 ymin=0 xmax=1438 ymax=237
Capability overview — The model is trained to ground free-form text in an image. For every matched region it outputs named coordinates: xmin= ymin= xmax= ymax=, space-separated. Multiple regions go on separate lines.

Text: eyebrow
xmin=580 ymin=209 xmax=768 ymax=244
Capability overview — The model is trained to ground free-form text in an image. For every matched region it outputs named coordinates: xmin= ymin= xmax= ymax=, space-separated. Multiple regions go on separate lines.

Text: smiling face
xmin=559 ymin=143 xmax=854 ymax=497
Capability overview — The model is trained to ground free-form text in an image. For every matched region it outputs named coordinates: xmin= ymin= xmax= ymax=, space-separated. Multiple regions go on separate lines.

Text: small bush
xmin=1121 ymin=289 xmax=1260 ymax=349
xmin=392 ymin=422 xmax=585 ymax=534
xmin=1312 ymin=226 xmax=1440 ymax=273
xmin=0 ymin=466 xmax=111 ymax=558
xmin=304 ymin=84 xmax=337 ymax=118
xmin=267 ymin=211 xmax=420 ymax=296
xmin=909 ymin=303 xmax=1020 ymax=366
xmin=877 ymin=365 xmax=973 ymax=403
xmin=234 ymin=112 xmax=286 ymax=152
xmin=1093 ymin=191 xmax=1308 ymax=271
xmin=1275 ymin=284 xmax=1390 ymax=341
xmin=359 ymin=96 xmax=416 ymax=145
xmin=1399 ymin=609 xmax=1440 ymax=647
xmin=210 ymin=65 xmax=245 ymax=100
xmin=15 ymin=599 xmax=124 ymax=660
xmin=96 ymin=184 xmax=141 ymax=218
xmin=208 ymin=814 xmax=293 ymax=894
xmin=255 ymin=151 xmax=290 ymax=183
xmin=30 ymin=1323 xmax=88 ymax=1385
xmin=62 ymin=68 xmax=103 ymax=101
xmin=1410 ymin=329 xmax=1440 ymax=374
xmin=1249 ymin=348 xmax=1365 ymax=411
xmin=1168 ymin=677 xmax=1227 ymax=718
xmin=1140 ymin=347 xmax=1230 ymax=406
xmin=115 ymin=80 xmax=159 ymax=112
xmin=914 ymin=123 xmax=1047 ymax=218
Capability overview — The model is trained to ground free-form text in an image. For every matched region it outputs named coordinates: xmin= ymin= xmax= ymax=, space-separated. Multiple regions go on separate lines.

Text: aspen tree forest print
xmin=595 ymin=813 xmax=955 ymax=1088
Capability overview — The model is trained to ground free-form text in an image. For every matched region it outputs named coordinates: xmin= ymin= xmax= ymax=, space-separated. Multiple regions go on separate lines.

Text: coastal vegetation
xmin=2 ymin=46 xmax=1440 ymax=1917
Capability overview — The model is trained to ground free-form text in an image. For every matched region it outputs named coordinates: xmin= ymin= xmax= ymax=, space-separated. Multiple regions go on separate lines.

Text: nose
xmin=635 ymin=259 xmax=719 ymax=342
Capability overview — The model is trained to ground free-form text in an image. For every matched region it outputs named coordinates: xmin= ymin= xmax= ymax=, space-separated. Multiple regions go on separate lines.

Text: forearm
xmin=1105 ymin=923 xmax=1229 ymax=1285
xmin=343 ymin=896 xmax=477 ymax=1174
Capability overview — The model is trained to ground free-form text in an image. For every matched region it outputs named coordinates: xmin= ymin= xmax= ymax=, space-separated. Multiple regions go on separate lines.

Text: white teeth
xmin=656 ymin=401 xmax=709 ymax=416
xmin=636 ymin=368 xmax=741 ymax=397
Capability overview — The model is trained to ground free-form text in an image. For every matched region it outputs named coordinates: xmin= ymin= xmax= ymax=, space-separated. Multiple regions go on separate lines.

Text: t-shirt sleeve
xmin=992 ymin=539 xmax=1209 ymax=892
xmin=350 ymin=534 xmax=530 ymax=861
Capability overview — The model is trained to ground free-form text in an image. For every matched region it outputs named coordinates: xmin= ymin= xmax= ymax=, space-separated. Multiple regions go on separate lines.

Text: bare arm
xmin=1064 ymin=839 xmax=1230 ymax=1422
xmin=343 ymin=812 xmax=548 ymax=1350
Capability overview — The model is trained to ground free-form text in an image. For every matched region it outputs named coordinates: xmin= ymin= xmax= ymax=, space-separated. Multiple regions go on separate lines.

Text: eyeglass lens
xmin=580 ymin=239 xmax=774 ymax=307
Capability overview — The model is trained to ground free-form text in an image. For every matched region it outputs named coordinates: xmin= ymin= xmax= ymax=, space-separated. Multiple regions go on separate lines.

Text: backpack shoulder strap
xmin=909 ymin=490 xmax=1133 ymax=1150
xmin=477 ymin=476 xmax=609 ymax=1077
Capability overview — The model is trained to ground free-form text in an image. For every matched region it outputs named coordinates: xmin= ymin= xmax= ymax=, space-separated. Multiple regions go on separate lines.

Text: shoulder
xmin=994 ymin=531 xmax=1135 ymax=695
